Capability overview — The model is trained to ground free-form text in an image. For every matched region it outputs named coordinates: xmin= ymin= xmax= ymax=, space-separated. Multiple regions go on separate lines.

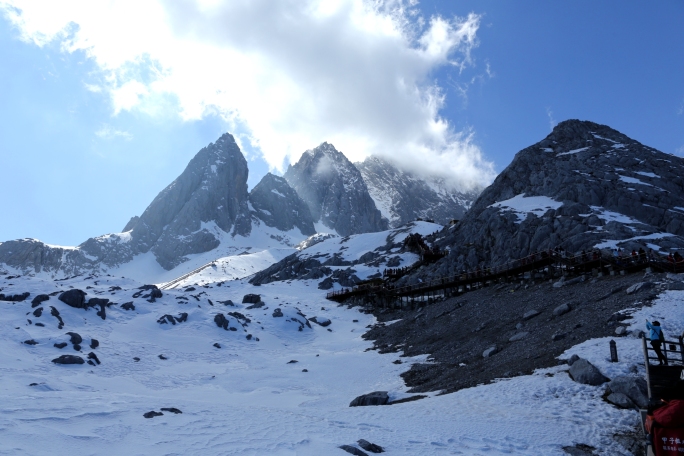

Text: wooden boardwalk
xmin=326 ymin=249 xmax=684 ymax=306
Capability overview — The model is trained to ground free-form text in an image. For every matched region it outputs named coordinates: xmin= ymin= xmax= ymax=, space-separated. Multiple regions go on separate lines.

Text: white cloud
xmin=1 ymin=0 xmax=494 ymax=190
xmin=95 ymin=125 xmax=132 ymax=141
xmin=676 ymin=144 xmax=684 ymax=156
xmin=546 ymin=107 xmax=557 ymax=131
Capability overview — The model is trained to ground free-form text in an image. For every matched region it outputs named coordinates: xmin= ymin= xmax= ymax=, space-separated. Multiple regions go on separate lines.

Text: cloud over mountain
xmin=1 ymin=0 xmax=494 ymax=189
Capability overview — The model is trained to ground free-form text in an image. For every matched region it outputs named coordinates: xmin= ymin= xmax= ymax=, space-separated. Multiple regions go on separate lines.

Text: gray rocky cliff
xmin=405 ymin=119 xmax=684 ymax=283
xmin=126 ymin=133 xmax=251 ymax=269
xmin=248 ymin=173 xmax=316 ymax=235
xmin=284 ymin=143 xmax=387 ymax=236
xmin=356 ymin=156 xmax=478 ymax=228
xmin=0 ymin=133 xmax=253 ymax=273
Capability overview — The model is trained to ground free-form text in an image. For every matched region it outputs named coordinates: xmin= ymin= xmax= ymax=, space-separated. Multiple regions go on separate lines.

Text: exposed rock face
xmin=249 ymin=173 xmax=315 ymax=235
xmin=284 ymin=143 xmax=387 ymax=236
xmin=407 ymin=120 xmax=684 ymax=282
xmin=127 ymin=133 xmax=251 ymax=269
xmin=356 ymin=156 xmax=478 ymax=228
xmin=0 ymin=133 xmax=253 ymax=272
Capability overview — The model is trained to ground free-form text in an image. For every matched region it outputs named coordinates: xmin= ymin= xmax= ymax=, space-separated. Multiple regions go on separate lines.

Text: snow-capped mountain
xmin=283 ymin=143 xmax=388 ymax=236
xmin=408 ymin=119 xmax=684 ymax=281
xmin=0 ymin=134 xmax=313 ymax=278
xmin=248 ymin=173 xmax=316 ymax=236
xmin=356 ymin=156 xmax=478 ymax=228
xmin=250 ymin=221 xmax=442 ymax=289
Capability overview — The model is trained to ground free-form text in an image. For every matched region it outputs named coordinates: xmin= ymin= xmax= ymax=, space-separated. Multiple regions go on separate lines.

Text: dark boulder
xmin=87 ymin=352 xmax=101 ymax=365
xmin=90 ymin=339 xmax=99 ymax=349
xmin=121 ymin=302 xmax=135 ymax=311
xmin=242 ymin=294 xmax=261 ymax=304
xmin=0 ymin=292 xmax=30 ymax=302
xmin=272 ymin=308 xmax=284 ymax=318
xmin=161 ymin=407 xmax=182 ymax=414
xmin=349 ymin=391 xmax=389 ymax=407
xmin=54 ymin=342 xmax=68 ymax=349
xmin=32 ymin=307 xmax=43 ymax=317
xmin=66 ymin=332 xmax=83 ymax=345
xmin=52 ymin=355 xmax=85 ymax=365
xmin=31 ymin=294 xmax=49 ymax=307
xmin=214 ymin=313 xmax=229 ymax=330
xmin=606 ymin=376 xmax=648 ymax=408
xmin=143 ymin=411 xmax=164 ymax=418
xmin=23 ymin=339 xmax=38 ymax=345
xmin=568 ymin=358 xmax=609 ymax=385
xmin=58 ymin=289 xmax=87 ymax=309
xmin=309 ymin=316 xmax=331 ymax=327
xmin=339 ymin=445 xmax=369 ymax=456
xmin=357 ymin=439 xmax=384 ymax=453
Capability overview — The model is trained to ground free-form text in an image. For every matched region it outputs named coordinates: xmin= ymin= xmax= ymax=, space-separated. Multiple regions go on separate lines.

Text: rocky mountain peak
xmin=405 ymin=120 xmax=684 ymax=283
xmin=356 ymin=155 xmax=477 ymax=228
xmin=249 ymin=173 xmax=315 ymax=235
xmin=284 ymin=143 xmax=387 ymax=236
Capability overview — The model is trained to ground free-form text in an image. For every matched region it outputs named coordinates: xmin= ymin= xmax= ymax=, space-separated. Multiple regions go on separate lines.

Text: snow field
xmin=1 ymin=270 xmax=682 ymax=455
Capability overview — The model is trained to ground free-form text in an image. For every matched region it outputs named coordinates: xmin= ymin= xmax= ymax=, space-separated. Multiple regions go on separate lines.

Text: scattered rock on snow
xmin=242 ymin=294 xmax=261 ymax=304
xmin=606 ymin=376 xmax=648 ymax=408
xmin=161 ymin=407 xmax=182 ymax=414
xmin=606 ymin=392 xmax=635 ymax=409
xmin=213 ymin=343 xmax=221 ymax=349
xmin=349 ymin=391 xmax=389 ymax=407
xmin=58 ymin=289 xmax=87 ymax=309
xmin=66 ymin=332 xmax=82 ymax=345
xmin=272 ymin=308 xmax=284 ymax=318
xmin=90 ymin=339 xmax=99 ymax=349
xmin=567 ymin=354 xmax=580 ymax=366
xmin=339 ymin=445 xmax=369 ymax=456
xmin=143 ymin=411 xmax=164 ymax=419
xmin=309 ymin=316 xmax=331 ymax=327
xmin=23 ymin=339 xmax=38 ymax=345
xmin=121 ymin=302 xmax=135 ymax=311
xmin=568 ymin=358 xmax=609 ymax=386
xmin=87 ymin=352 xmax=101 ymax=365
xmin=31 ymin=294 xmax=49 ymax=308
xmin=357 ymin=439 xmax=384 ymax=453
xmin=53 ymin=342 xmax=68 ymax=349
xmin=52 ymin=355 xmax=85 ymax=365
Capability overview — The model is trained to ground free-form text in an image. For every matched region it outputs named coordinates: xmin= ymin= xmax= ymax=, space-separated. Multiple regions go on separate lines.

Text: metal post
xmin=642 ymin=335 xmax=653 ymax=399
xmin=609 ymin=339 xmax=618 ymax=362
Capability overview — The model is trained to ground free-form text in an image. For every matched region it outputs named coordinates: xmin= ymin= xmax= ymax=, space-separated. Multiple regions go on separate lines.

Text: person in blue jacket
xmin=646 ymin=320 xmax=667 ymax=365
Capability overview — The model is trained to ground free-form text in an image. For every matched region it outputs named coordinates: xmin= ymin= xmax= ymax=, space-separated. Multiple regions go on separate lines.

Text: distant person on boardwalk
xmin=646 ymin=320 xmax=667 ymax=365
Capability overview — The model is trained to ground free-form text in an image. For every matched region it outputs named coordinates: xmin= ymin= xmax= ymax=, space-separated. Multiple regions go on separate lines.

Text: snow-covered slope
xmin=250 ymin=221 xmax=442 ymax=289
xmin=356 ymin=156 xmax=478 ymax=228
xmin=0 ymin=261 xmax=677 ymax=455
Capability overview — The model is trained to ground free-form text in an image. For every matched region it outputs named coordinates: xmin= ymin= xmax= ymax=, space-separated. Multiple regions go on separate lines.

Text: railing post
xmin=642 ymin=335 xmax=653 ymax=399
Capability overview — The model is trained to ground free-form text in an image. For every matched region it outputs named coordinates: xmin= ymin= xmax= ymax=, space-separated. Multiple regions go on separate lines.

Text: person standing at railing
xmin=646 ymin=320 xmax=668 ymax=365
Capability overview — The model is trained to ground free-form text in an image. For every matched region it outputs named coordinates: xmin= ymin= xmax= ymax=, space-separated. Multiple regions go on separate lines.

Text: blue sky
xmin=0 ymin=1 xmax=682 ymax=246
